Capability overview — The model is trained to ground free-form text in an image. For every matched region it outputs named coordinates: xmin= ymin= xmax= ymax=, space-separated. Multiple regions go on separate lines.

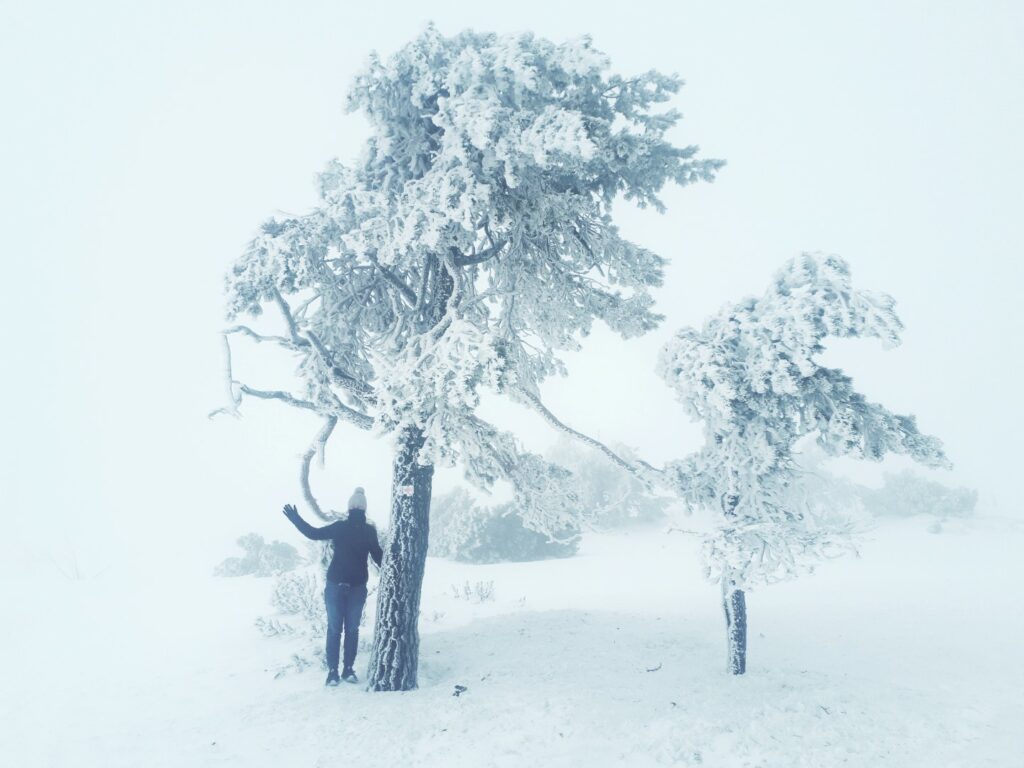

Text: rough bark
xmin=366 ymin=427 xmax=434 ymax=691
xmin=723 ymin=579 xmax=747 ymax=675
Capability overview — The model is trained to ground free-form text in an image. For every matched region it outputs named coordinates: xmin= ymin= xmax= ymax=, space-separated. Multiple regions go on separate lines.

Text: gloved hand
xmin=282 ymin=503 xmax=299 ymax=520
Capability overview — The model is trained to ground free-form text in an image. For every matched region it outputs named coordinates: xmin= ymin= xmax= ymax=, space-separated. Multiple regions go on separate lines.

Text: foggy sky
xmin=2 ymin=0 xmax=1021 ymax=576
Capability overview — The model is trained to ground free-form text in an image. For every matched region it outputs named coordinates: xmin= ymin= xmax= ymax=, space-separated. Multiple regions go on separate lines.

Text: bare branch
xmin=300 ymin=416 xmax=338 ymax=522
xmin=225 ymin=325 xmax=297 ymax=348
xmin=239 ymin=378 xmax=372 ymax=429
xmin=208 ymin=333 xmax=241 ymax=419
xmin=210 ymin=376 xmax=370 ymax=429
xmin=237 ymin=385 xmax=319 ymax=412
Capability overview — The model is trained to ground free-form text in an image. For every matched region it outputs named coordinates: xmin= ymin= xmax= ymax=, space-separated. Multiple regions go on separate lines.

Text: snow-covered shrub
xmin=257 ymin=554 xmax=381 ymax=675
xmin=429 ymin=489 xmax=579 ymax=563
xmin=256 ymin=562 xmax=329 ymax=675
xmin=860 ymin=470 xmax=976 ymax=520
xmin=789 ymin=446 xmax=974 ymax=525
xmin=215 ymin=533 xmax=302 ymax=577
xmin=547 ymin=438 xmax=673 ymax=528
xmin=268 ymin=567 xmax=327 ymax=636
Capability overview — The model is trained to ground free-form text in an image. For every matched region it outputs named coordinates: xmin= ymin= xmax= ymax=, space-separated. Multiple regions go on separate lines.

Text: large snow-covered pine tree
xmin=217 ymin=26 xmax=721 ymax=690
xmin=658 ymin=253 xmax=949 ymax=674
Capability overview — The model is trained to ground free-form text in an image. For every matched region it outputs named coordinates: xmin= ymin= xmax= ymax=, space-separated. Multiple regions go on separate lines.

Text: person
xmin=282 ymin=487 xmax=383 ymax=686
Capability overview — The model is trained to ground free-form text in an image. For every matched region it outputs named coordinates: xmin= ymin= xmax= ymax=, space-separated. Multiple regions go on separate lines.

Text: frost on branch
xmin=659 ymin=253 xmax=949 ymax=590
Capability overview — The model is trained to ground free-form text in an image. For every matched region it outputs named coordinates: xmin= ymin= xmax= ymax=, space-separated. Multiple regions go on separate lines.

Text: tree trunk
xmin=722 ymin=579 xmax=747 ymax=675
xmin=366 ymin=427 xmax=433 ymax=691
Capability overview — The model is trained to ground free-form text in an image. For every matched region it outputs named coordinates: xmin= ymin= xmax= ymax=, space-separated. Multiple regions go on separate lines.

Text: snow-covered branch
xmin=271 ymin=289 xmax=312 ymax=349
xmin=234 ymin=385 xmax=319 ymax=413
xmin=300 ymin=416 xmax=338 ymax=522
xmin=515 ymin=388 xmax=662 ymax=486
xmin=209 ymin=333 xmax=241 ymax=419
xmin=305 ymin=330 xmax=375 ymax=401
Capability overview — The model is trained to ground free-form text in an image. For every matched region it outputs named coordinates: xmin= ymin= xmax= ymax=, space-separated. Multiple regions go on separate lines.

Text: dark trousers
xmin=324 ymin=581 xmax=368 ymax=671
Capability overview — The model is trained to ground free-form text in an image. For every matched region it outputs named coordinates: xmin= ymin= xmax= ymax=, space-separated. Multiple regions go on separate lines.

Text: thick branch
xmin=236 ymin=385 xmax=320 ymax=412
xmin=209 ymin=333 xmax=241 ymax=419
xmin=271 ymin=288 xmax=312 ymax=348
xmin=367 ymin=251 xmax=418 ymax=306
xmin=325 ymin=392 xmax=375 ymax=430
xmin=450 ymin=239 xmax=507 ymax=267
xmin=415 ymin=254 xmax=434 ymax=313
xmin=516 ymin=388 xmax=663 ymax=486
xmin=305 ymin=330 xmax=376 ymax=400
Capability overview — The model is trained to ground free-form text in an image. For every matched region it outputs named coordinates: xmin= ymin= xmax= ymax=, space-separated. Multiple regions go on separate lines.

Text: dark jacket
xmin=288 ymin=509 xmax=383 ymax=587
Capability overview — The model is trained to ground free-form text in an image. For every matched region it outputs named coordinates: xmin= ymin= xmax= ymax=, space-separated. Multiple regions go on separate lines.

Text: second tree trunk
xmin=723 ymin=580 xmax=747 ymax=675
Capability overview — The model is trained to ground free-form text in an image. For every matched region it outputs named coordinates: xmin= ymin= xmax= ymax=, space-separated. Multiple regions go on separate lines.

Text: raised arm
xmin=282 ymin=504 xmax=339 ymax=540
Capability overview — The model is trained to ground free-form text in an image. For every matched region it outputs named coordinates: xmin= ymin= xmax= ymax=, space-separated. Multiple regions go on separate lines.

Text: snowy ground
xmin=4 ymin=516 xmax=1023 ymax=767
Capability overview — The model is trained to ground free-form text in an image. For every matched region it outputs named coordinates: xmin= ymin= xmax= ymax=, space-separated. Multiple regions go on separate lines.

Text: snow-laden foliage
xmin=658 ymin=253 xmax=949 ymax=589
xmin=214 ymin=533 xmax=303 ymax=578
xmin=220 ymin=26 xmax=720 ymax=532
xmin=429 ymin=488 xmax=579 ymax=563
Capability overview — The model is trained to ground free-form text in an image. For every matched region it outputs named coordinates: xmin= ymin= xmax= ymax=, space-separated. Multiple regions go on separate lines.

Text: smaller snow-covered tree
xmin=658 ymin=253 xmax=949 ymax=674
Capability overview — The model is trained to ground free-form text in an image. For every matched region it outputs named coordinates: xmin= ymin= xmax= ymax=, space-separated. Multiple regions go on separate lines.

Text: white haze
xmin=1 ymin=1 xmax=1022 ymax=580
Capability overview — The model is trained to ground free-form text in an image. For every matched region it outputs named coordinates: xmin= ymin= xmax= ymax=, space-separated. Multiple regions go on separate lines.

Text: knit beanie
xmin=348 ymin=486 xmax=367 ymax=511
